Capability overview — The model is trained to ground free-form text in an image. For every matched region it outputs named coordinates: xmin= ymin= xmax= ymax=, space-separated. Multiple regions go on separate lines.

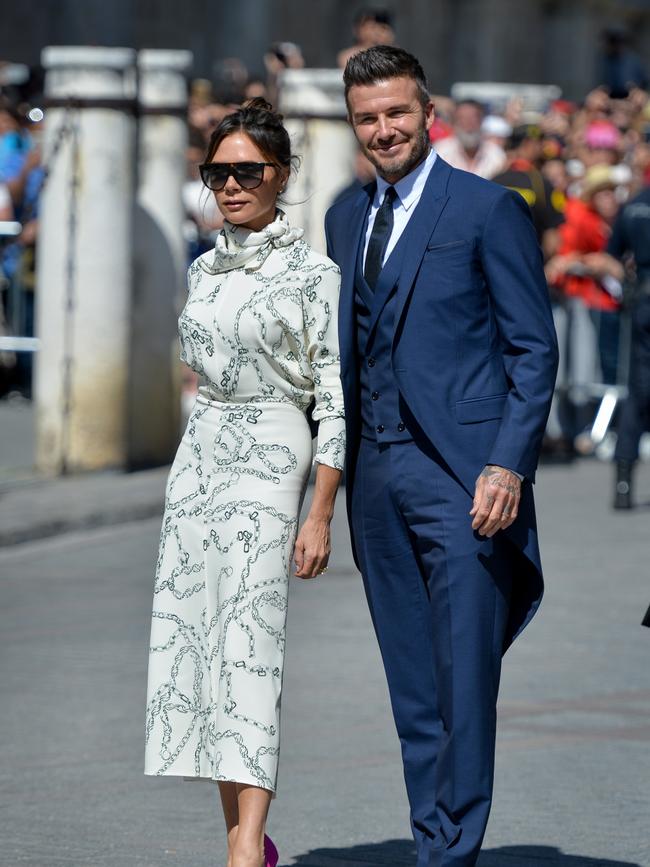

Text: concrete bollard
xmin=34 ymin=46 xmax=137 ymax=474
xmin=279 ymin=69 xmax=357 ymax=254
xmin=128 ymin=49 xmax=192 ymax=469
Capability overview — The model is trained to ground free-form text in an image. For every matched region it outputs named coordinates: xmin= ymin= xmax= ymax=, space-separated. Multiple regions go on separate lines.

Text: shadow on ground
xmin=284 ymin=839 xmax=642 ymax=866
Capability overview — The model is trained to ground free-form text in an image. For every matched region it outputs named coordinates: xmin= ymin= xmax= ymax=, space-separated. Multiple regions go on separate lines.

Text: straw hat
xmin=581 ymin=164 xmax=617 ymax=200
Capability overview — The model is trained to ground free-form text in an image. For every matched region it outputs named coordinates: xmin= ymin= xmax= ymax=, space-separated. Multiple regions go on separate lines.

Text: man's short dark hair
xmin=343 ymin=45 xmax=430 ymax=109
xmin=456 ymin=99 xmax=486 ymax=116
xmin=507 ymin=124 xmax=542 ymax=151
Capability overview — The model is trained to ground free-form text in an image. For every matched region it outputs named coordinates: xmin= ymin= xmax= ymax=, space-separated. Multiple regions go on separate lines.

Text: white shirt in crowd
xmin=434 ymin=135 xmax=506 ymax=180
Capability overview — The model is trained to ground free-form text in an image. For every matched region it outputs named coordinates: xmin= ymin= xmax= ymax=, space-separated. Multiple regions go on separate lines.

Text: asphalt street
xmin=1 ymin=460 xmax=649 ymax=867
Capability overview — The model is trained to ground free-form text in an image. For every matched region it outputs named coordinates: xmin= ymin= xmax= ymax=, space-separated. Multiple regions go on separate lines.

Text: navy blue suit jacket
xmin=325 ymin=156 xmax=559 ymax=648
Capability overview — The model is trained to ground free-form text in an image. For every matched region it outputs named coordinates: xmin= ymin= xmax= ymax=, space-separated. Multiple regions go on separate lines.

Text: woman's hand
xmin=293 ymin=515 xmax=331 ymax=579
xmin=295 ymin=463 xmax=341 ymax=579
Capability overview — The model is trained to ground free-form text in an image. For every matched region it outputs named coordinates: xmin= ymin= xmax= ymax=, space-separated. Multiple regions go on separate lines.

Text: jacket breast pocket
xmin=426 ymin=239 xmax=470 ymax=253
xmin=455 ymin=393 xmax=508 ymax=424
xmin=421 ymin=240 xmax=475 ymax=299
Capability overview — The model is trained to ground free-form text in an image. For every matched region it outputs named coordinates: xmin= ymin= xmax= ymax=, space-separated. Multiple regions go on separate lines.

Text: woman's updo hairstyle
xmin=204 ymin=97 xmax=296 ymax=177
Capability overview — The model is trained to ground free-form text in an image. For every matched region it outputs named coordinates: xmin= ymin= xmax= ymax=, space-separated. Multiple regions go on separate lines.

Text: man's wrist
xmin=484 ymin=464 xmax=524 ymax=482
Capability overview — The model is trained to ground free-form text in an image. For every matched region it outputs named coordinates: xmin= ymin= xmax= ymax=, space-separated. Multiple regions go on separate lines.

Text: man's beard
xmin=456 ymin=129 xmax=482 ymax=151
xmin=366 ymin=129 xmax=430 ymax=182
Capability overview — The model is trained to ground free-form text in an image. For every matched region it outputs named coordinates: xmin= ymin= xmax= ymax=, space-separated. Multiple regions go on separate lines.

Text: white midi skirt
xmin=144 ymin=394 xmax=313 ymax=792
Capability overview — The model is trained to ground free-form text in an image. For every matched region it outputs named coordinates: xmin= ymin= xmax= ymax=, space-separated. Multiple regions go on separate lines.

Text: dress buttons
xmin=376 ymin=424 xmax=385 ymax=434
xmin=371 ymin=391 xmax=380 ymax=400
xmin=367 ymin=357 xmax=376 ymax=367
xmin=397 ymin=421 xmax=406 ymax=432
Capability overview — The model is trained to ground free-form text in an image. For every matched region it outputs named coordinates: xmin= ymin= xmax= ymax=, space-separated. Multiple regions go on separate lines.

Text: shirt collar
xmin=375 ymin=147 xmax=437 ymax=212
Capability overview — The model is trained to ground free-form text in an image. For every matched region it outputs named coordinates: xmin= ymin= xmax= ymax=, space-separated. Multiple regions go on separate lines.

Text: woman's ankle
xmin=231 ymin=834 xmax=264 ymax=866
xmin=225 ymin=826 xmax=238 ymax=867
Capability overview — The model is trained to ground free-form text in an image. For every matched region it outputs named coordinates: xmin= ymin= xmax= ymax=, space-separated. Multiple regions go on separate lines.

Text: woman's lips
xmin=224 ymin=201 xmax=248 ymax=210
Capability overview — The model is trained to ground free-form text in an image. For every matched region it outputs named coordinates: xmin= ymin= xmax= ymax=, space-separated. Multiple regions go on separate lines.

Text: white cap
xmin=610 ymin=163 xmax=632 ymax=185
xmin=481 ymin=115 xmax=512 ymax=138
xmin=565 ymin=158 xmax=585 ymax=178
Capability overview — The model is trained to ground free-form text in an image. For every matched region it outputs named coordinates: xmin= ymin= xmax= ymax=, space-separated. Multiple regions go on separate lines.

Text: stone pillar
xmin=279 ymin=69 xmax=357 ymax=254
xmin=34 ymin=46 xmax=137 ymax=474
xmin=128 ymin=49 xmax=192 ymax=469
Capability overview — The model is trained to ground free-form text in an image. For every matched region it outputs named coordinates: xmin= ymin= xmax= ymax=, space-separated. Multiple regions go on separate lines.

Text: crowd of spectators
xmin=1 ymin=12 xmax=650 ymax=500
xmin=431 ymin=84 xmax=650 ymax=463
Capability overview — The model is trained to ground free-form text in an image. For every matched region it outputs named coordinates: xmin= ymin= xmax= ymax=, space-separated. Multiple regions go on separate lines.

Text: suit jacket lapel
xmin=392 ymin=158 xmax=452 ymax=342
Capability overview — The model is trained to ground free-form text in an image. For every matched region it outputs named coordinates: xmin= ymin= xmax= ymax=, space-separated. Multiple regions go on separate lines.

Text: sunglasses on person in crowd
xmin=199 ymin=161 xmax=277 ymax=191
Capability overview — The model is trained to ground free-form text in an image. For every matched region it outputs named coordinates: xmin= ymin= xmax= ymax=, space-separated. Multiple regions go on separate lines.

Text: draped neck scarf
xmin=201 ymin=209 xmax=304 ymax=274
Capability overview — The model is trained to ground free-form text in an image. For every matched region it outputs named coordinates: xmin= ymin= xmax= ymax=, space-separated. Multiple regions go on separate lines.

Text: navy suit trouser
xmin=351 ymin=436 xmax=514 ymax=867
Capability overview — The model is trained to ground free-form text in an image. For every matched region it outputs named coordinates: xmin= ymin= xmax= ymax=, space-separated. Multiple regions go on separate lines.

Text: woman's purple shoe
xmin=264 ymin=834 xmax=279 ymax=867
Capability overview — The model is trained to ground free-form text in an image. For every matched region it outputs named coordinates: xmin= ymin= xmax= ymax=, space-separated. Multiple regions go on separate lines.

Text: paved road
xmin=1 ymin=460 xmax=649 ymax=867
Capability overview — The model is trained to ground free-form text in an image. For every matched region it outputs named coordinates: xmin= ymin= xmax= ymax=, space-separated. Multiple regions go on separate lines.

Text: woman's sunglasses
xmin=199 ymin=161 xmax=277 ymax=191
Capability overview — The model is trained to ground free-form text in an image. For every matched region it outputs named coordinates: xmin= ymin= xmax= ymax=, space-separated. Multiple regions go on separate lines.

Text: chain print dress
xmin=145 ymin=211 xmax=345 ymax=792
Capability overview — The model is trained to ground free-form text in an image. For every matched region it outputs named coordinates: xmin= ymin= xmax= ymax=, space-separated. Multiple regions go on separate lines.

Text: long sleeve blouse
xmin=179 ymin=220 xmax=346 ymax=471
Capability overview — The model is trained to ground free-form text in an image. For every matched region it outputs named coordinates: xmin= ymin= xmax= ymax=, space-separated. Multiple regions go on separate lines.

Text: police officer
xmin=608 ymin=183 xmax=650 ymax=508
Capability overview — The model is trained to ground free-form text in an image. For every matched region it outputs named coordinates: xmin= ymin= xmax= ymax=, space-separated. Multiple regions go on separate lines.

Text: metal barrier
xmin=589 ymin=384 xmax=628 ymax=447
xmin=556 ymin=299 xmax=632 ymax=457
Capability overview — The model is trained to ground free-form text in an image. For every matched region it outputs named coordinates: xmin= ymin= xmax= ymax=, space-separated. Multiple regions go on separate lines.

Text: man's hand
xmin=470 ymin=465 xmax=522 ymax=538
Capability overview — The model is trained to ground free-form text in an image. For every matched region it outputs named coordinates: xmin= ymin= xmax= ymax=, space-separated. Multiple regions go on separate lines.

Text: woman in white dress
xmin=144 ymin=99 xmax=345 ymax=867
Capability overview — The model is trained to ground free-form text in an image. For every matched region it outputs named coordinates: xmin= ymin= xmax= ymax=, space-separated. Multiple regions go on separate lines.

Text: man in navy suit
xmin=325 ymin=47 xmax=558 ymax=867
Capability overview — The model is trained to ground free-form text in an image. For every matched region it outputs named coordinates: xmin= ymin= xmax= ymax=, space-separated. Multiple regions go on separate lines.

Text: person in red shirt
xmin=546 ymin=164 xmax=624 ymax=450
xmin=550 ymin=165 xmax=621 ymax=314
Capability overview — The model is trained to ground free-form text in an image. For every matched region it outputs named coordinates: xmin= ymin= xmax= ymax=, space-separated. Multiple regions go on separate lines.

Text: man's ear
xmin=424 ymin=100 xmax=435 ymax=132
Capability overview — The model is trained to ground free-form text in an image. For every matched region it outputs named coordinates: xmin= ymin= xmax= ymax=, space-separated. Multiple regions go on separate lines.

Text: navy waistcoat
xmin=355 ymin=229 xmax=414 ymax=443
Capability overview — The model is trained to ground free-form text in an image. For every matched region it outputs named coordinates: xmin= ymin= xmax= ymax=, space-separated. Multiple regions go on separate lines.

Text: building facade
xmin=1 ymin=0 xmax=649 ymax=101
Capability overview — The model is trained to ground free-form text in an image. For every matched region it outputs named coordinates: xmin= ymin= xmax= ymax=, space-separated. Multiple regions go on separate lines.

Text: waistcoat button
xmin=367 ymin=357 xmax=376 ymax=367
xmin=376 ymin=424 xmax=384 ymax=433
xmin=371 ymin=391 xmax=380 ymax=400
xmin=397 ymin=421 xmax=406 ymax=432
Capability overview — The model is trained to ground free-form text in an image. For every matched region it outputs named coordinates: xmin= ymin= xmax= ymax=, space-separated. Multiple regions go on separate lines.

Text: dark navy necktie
xmin=364 ymin=186 xmax=397 ymax=290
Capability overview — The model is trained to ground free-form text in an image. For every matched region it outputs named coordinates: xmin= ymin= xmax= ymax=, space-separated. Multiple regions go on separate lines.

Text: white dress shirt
xmin=363 ymin=147 xmax=438 ymax=268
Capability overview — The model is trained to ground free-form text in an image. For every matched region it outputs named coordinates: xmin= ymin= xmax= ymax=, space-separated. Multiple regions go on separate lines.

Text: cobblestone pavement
xmin=0 ymin=460 xmax=649 ymax=867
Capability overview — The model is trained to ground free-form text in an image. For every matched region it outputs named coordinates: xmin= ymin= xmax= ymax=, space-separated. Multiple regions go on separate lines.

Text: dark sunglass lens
xmin=201 ymin=165 xmax=229 ymax=190
xmin=200 ymin=163 xmax=268 ymax=190
xmin=235 ymin=164 xmax=265 ymax=189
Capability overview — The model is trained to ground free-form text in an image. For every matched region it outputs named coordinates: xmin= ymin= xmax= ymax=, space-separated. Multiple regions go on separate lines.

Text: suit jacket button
xmin=376 ymin=424 xmax=384 ymax=434
xmin=367 ymin=357 xmax=376 ymax=367
xmin=371 ymin=391 xmax=380 ymax=400
xmin=397 ymin=422 xmax=405 ymax=432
